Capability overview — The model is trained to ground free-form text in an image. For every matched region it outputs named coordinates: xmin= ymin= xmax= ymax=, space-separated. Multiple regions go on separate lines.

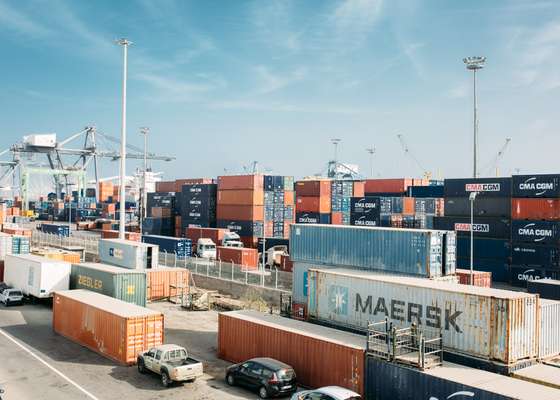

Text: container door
xmin=146 ymin=247 xmax=152 ymax=269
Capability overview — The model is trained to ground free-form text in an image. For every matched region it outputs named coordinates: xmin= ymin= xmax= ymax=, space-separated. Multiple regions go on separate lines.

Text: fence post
xmin=206 ymin=262 xmax=210 ymax=276
xmin=245 ymin=267 xmax=248 ymax=284
xmin=174 ymin=253 xmax=177 ymax=268
xmin=219 ymin=260 xmax=222 ymax=279
xmin=163 ymin=250 xmax=167 ymax=266
xmin=231 ymin=261 xmax=234 ymax=281
xmin=275 ymin=268 xmax=278 ymax=289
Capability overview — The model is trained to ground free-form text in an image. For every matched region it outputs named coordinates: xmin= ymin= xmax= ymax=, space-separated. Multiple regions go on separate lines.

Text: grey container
xmin=98 ymin=239 xmax=159 ymax=270
xmin=70 ymin=262 xmax=147 ymax=306
xmin=444 ymin=197 xmax=511 ymax=218
xmin=290 ymin=224 xmax=450 ymax=278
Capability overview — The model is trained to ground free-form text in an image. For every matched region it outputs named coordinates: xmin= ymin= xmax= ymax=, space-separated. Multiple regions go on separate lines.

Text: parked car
xmin=226 ymin=357 xmax=297 ymax=399
xmin=291 ymin=386 xmax=361 ymax=400
xmin=0 ymin=288 xmax=24 ymax=306
xmin=137 ymin=344 xmax=203 ymax=387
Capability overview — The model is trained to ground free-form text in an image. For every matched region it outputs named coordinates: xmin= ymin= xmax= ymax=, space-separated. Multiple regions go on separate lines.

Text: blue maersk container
xmin=290 ymin=224 xmax=455 ymax=278
xmin=142 ymin=235 xmax=192 ymax=258
xmin=41 ymin=223 xmax=70 ymax=237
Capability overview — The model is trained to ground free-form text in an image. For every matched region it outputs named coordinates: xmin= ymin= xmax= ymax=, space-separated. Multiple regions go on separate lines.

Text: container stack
xmin=263 ymin=175 xmax=294 ymax=238
xmin=98 ymin=181 xmax=113 ymax=202
xmin=142 ymin=234 xmax=192 ymax=259
xmin=434 ymin=177 xmax=512 ymax=283
xmin=295 ymin=180 xmax=331 ymax=224
xmin=331 ymin=180 xmax=364 ymax=225
xmin=143 ymin=192 xmax=176 ymax=236
xmin=216 ymin=175 xmax=264 ymax=248
xmin=180 ymin=182 xmax=217 ymax=230
xmin=40 ymin=223 xmax=70 ymax=237
xmin=510 ymin=174 xmax=560 ymax=285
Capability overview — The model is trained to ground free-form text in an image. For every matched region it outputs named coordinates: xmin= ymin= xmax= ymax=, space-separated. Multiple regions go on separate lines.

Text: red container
xmin=100 ymin=230 xmax=140 ymax=241
xmin=175 ymin=178 xmax=213 ymax=192
xmin=331 ymin=212 xmax=343 ymax=225
xmin=217 ymin=190 xmax=264 ymax=206
xmin=402 ymin=197 xmax=415 ymax=216
xmin=456 ymin=269 xmax=492 ymax=288
xmin=295 ymin=180 xmax=331 ymax=197
xmin=0 ymin=261 xmax=4 ymax=282
xmin=364 ymin=178 xmax=413 ymax=194
xmin=218 ymin=310 xmax=366 ymax=396
xmin=512 ymin=198 xmax=560 ymax=220
xmin=240 ymin=236 xmax=258 ymax=248
xmin=186 ymin=227 xmax=228 ymax=248
xmin=352 ymin=181 xmax=365 ymax=197
xmin=279 ymin=254 xmax=293 ymax=272
xmin=218 ymin=175 xmax=263 ymax=190
xmin=291 ymin=302 xmax=307 ymax=320
xmin=296 ymin=196 xmax=331 ymax=213
xmin=284 ymin=191 xmax=295 ymax=206
xmin=155 ymin=181 xmax=175 ymax=192
xmin=217 ymin=205 xmax=263 ymax=221
xmin=217 ymin=247 xmax=258 ymax=269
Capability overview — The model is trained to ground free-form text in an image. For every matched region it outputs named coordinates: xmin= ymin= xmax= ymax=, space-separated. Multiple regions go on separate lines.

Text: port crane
xmin=396 ymin=134 xmax=432 ymax=180
xmin=481 ymin=138 xmax=511 ymax=177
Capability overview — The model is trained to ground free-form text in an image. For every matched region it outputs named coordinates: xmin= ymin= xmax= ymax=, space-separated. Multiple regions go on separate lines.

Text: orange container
xmin=102 ymin=203 xmax=116 ymax=214
xmin=217 ymin=190 xmax=264 ymax=206
xmin=217 ymin=247 xmax=258 ymax=269
xmin=186 ymin=227 xmax=228 ymax=248
xmin=512 ymin=198 xmax=560 ymax=220
xmin=53 ymin=290 xmax=164 ymax=365
xmin=175 ymin=178 xmax=213 ymax=192
xmin=296 ymin=196 xmax=331 ymax=213
xmin=217 ymin=205 xmax=263 ymax=221
xmin=151 ymin=207 xmax=172 ymax=218
xmin=364 ymin=178 xmax=413 ymax=194
xmin=100 ymin=230 xmax=141 ymax=241
xmin=402 ymin=197 xmax=415 ymax=215
xmin=3 ymin=227 xmax=32 ymax=237
xmin=146 ymin=268 xmax=190 ymax=301
xmin=264 ymin=221 xmax=273 ymax=237
xmin=456 ymin=269 xmax=492 ymax=287
xmin=284 ymin=191 xmax=294 ymax=206
xmin=352 ymin=181 xmax=365 ymax=197
xmin=155 ymin=181 xmax=175 ymax=192
xmin=218 ymin=311 xmax=366 ymax=396
xmin=218 ymin=175 xmax=264 ymax=190
xmin=295 ymin=180 xmax=331 ymax=197
xmin=413 ymin=178 xmax=430 ymax=186
xmin=279 ymin=254 xmax=293 ymax=272
xmin=331 ymin=212 xmax=343 ymax=225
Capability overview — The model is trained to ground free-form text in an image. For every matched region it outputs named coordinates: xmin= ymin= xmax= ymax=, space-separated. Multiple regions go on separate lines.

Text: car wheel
xmin=226 ymin=374 xmax=235 ymax=386
xmin=161 ymin=372 xmax=171 ymax=388
xmin=258 ymin=386 xmax=269 ymax=399
xmin=137 ymin=360 xmax=146 ymax=374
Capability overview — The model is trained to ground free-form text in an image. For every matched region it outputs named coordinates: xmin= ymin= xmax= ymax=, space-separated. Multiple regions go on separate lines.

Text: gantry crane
xmin=396 ymin=134 xmax=432 ymax=180
xmin=481 ymin=138 xmax=511 ymax=177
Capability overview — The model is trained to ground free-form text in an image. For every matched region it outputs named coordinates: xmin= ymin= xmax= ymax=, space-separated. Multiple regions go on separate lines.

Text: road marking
xmin=0 ymin=328 xmax=100 ymax=400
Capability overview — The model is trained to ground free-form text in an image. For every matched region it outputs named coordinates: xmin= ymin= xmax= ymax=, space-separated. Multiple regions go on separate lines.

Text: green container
xmin=70 ymin=262 xmax=147 ymax=307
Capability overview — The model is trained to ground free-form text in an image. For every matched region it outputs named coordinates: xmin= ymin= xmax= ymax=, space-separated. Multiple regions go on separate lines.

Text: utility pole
xmin=366 ymin=146 xmax=375 ymax=177
xmin=139 ymin=127 xmax=149 ymax=235
xmin=116 ymin=38 xmax=132 ymax=240
xmin=463 ymin=56 xmax=486 ymax=178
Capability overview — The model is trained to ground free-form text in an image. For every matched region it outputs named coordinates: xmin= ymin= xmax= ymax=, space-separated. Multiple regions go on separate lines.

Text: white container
xmin=0 ymin=233 xmax=12 ymax=261
xmin=307 ymin=268 xmax=539 ymax=364
xmin=23 ymin=133 xmax=56 ymax=147
xmin=4 ymin=254 xmax=71 ymax=298
xmin=538 ymin=299 xmax=560 ymax=360
xmin=98 ymin=239 xmax=159 ymax=269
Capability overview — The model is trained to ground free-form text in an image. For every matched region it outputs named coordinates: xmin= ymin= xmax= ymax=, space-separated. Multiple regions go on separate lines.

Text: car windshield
xmin=277 ymin=369 xmax=295 ymax=379
xmin=9 ymin=291 xmax=22 ymax=296
xmin=166 ymin=349 xmax=187 ymax=362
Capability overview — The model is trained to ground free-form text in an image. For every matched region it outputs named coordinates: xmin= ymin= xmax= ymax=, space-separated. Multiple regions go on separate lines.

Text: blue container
xmin=290 ymin=224 xmax=449 ymax=278
xmin=408 ymin=185 xmax=444 ymax=198
xmin=456 ymin=237 xmax=511 ymax=260
xmin=217 ymin=220 xmax=263 ymax=237
xmin=142 ymin=235 xmax=192 ymax=258
xmin=433 ymin=216 xmax=511 ymax=239
xmin=147 ymin=192 xmax=175 ymax=209
xmin=511 ymin=220 xmax=560 ymax=245
xmin=444 ymin=197 xmax=511 ymax=218
xmin=457 ymin=257 xmax=509 ymax=282
xmin=142 ymin=217 xmax=174 ymax=236
xmin=41 ymin=223 xmax=70 ymax=237
xmin=527 ymin=279 xmax=560 ymax=300
xmin=511 ymin=243 xmax=560 ymax=268
xmin=351 ymin=197 xmax=380 ymax=214
xmin=509 ymin=265 xmax=560 ymax=287
xmin=294 ymin=212 xmax=331 ymax=225
xmin=512 ymin=174 xmax=560 ymax=198
xmin=444 ymin=177 xmax=512 ymax=198
xmin=414 ymin=198 xmax=437 ymax=215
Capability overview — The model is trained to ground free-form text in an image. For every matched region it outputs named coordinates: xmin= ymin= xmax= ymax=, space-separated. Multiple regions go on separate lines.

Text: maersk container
xmin=444 ymin=177 xmax=512 ymax=198
xmin=511 ymin=220 xmax=560 ymax=245
xmin=307 ymin=268 xmax=539 ymax=364
xmin=528 ymin=279 xmax=560 ymax=300
xmin=444 ymin=197 xmax=511 ymax=218
xmin=512 ymin=174 xmax=560 ymax=198
xmin=456 ymin=237 xmax=511 ymax=260
xmin=509 ymin=266 xmax=560 ymax=287
xmin=98 ymin=239 xmax=159 ymax=270
xmin=70 ymin=262 xmax=147 ymax=306
xmin=433 ymin=216 xmax=511 ymax=239
xmin=290 ymin=224 xmax=451 ymax=278
xmin=142 ymin=235 xmax=192 ymax=258
xmin=538 ymin=299 xmax=560 ymax=360
xmin=457 ymin=258 xmax=509 ymax=283
xmin=511 ymin=243 xmax=559 ymax=268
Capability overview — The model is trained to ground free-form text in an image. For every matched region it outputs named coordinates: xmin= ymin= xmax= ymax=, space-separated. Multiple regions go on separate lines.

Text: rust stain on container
xmin=146 ymin=268 xmax=190 ymax=301
xmin=53 ymin=289 xmax=164 ymax=365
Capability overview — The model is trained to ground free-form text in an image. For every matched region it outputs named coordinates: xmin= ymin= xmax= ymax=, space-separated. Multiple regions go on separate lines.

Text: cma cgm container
xmin=70 ymin=262 xmax=146 ymax=306
xmin=456 ymin=237 xmax=511 ymax=260
xmin=528 ymin=279 xmax=560 ymax=300
xmin=456 ymin=258 xmax=509 ymax=283
xmin=142 ymin=235 xmax=192 ymax=258
xmin=512 ymin=174 xmax=560 ymax=198
xmin=307 ymin=268 xmax=539 ymax=364
xmin=98 ymin=239 xmax=159 ymax=269
xmin=511 ymin=243 xmax=560 ymax=267
xmin=433 ymin=216 xmax=511 ymax=239
xmin=4 ymin=254 xmax=70 ymax=298
xmin=512 ymin=199 xmax=560 ymax=220
xmin=146 ymin=267 xmax=190 ymax=301
xmin=290 ymin=224 xmax=455 ymax=278
xmin=444 ymin=197 xmax=511 ymax=218
xmin=444 ymin=177 xmax=512 ymax=198
xmin=511 ymin=220 xmax=560 ymax=244
xmin=218 ymin=310 xmax=366 ymax=395
xmin=509 ymin=266 xmax=560 ymax=287
xmin=295 ymin=212 xmax=331 ymax=225
xmin=53 ymin=290 xmax=164 ymax=365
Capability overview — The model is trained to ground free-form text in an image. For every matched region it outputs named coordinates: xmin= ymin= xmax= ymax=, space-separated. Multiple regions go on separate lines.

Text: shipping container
xmin=538 ymin=299 xmax=560 ymax=360
xmin=217 ymin=190 xmax=263 ymax=206
xmin=290 ymin=224 xmax=453 ymax=278
xmin=444 ymin=197 xmax=511 ymax=218
xmin=218 ymin=175 xmax=263 ymax=191
xmin=175 ymin=178 xmax=214 ymax=192
xmin=350 ymin=212 xmax=380 ymax=227
xmin=216 ymin=246 xmax=258 ymax=269
xmin=456 ymin=269 xmax=492 ymax=287
xmin=0 ymin=233 xmax=12 ymax=261
xmin=70 ymin=263 xmax=146 ymax=306
xmin=512 ymin=198 xmax=560 ymax=220
xmin=512 ymin=174 xmax=560 ymax=198
xmin=296 ymin=196 xmax=331 ymax=213
xmin=4 ymin=254 xmax=70 ymax=298
xmin=98 ymin=239 xmax=159 ymax=269
xmin=294 ymin=212 xmax=331 ymax=225
xmin=444 ymin=178 xmax=512 ymax=198
xmin=40 ymin=223 xmax=70 ymax=237
xmin=218 ymin=310 xmax=366 ymax=395
xmin=509 ymin=266 xmax=560 ymax=287
xmin=528 ymin=279 xmax=560 ymax=300
xmin=456 ymin=237 xmax=511 ymax=260
xmin=53 ymin=290 xmax=164 ymax=365
xmin=364 ymin=357 xmax=559 ymax=400
xmin=331 ymin=211 xmax=343 ymax=225
xmin=155 ymin=181 xmax=175 ymax=192
xmin=511 ymin=220 xmax=560 ymax=244
xmin=256 ymin=237 xmax=289 ymax=252
xmin=364 ymin=178 xmax=412 ymax=194
xmin=511 ymin=243 xmax=559 ymax=268
xmin=217 ymin=204 xmax=263 ymax=221
xmin=350 ymin=197 xmax=380 ymax=214
xmin=142 ymin=235 xmax=192 ymax=258
xmin=146 ymin=267 xmax=190 ymax=301
xmin=307 ymin=268 xmax=538 ymax=364
xmin=433 ymin=216 xmax=511 ymax=239
xmin=100 ymin=229 xmax=141 ymax=241
xmin=216 ymin=220 xmax=263 ymax=237
xmin=457 ymin=258 xmax=509 ymax=283
xmin=294 ymin=180 xmax=331 ymax=197
xmin=408 ymin=185 xmax=444 ymax=198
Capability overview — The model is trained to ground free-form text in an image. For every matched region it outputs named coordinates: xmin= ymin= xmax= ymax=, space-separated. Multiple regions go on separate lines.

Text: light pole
xmin=469 ymin=191 xmax=478 ymax=285
xmin=139 ymin=127 xmax=149 ymax=235
xmin=331 ymin=138 xmax=341 ymax=163
xmin=116 ymin=38 xmax=132 ymax=240
xmin=463 ymin=56 xmax=486 ymax=178
xmin=366 ymin=146 xmax=375 ymax=177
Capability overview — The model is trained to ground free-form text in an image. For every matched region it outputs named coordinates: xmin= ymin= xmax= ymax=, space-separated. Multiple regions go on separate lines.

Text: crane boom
xmin=396 ymin=134 xmax=431 ymax=179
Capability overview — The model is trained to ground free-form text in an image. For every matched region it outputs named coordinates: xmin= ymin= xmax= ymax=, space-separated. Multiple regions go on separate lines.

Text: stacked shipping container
xmin=263 ymin=175 xmax=294 ymax=238
xmin=180 ymin=183 xmax=217 ymax=230
xmin=144 ymin=192 xmax=176 ymax=236
xmin=295 ymin=180 xmax=331 ymax=224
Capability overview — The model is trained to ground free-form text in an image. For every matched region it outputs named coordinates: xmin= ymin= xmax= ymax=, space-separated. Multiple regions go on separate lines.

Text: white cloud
xmin=209 ymin=100 xmax=373 ymax=115
xmin=135 ymin=72 xmax=225 ymax=102
xmin=446 ymin=82 xmax=469 ymax=99
xmin=253 ymin=65 xmax=307 ymax=94
xmin=0 ymin=1 xmax=52 ymax=37
xmin=330 ymin=0 xmax=383 ymax=46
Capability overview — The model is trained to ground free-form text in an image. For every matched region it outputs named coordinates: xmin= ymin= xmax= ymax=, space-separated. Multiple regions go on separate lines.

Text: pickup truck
xmin=137 ymin=344 xmax=204 ymax=387
xmin=0 ymin=287 xmax=24 ymax=306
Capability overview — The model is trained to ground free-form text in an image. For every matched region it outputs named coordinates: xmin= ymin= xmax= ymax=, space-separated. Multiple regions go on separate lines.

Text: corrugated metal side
xmin=218 ymin=312 xmax=365 ymax=395
xmin=99 ymin=240 xmax=143 ymax=269
xmin=290 ymin=224 xmax=443 ymax=278
xmin=308 ymin=268 xmax=538 ymax=363
xmin=146 ymin=268 xmax=190 ymax=301
xmin=125 ymin=314 xmax=164 ymax=364
xmin=538 ymin=300 xmax=560 ymax=359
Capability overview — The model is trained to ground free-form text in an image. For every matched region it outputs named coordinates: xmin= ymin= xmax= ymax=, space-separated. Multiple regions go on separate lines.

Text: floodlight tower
xmin=463 ymin=56 xmax=486 ymax=178
xmin=366 ymin=146 xmax=375 ymax=177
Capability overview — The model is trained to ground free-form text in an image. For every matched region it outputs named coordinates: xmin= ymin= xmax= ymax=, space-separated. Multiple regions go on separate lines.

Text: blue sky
xmin=1 ymin=0 xmax=560 ymax=184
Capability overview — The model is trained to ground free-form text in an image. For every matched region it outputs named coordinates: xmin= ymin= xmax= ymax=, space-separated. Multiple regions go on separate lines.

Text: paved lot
xmin=0 ymin=301 xmax=269 ymax=400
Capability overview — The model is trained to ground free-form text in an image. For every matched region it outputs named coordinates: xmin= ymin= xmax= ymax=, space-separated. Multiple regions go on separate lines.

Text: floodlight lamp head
xmin=463 ymin=56 xmax=486 ymax=70
xmin=469 ymin=191 xmax=478 ymax=201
